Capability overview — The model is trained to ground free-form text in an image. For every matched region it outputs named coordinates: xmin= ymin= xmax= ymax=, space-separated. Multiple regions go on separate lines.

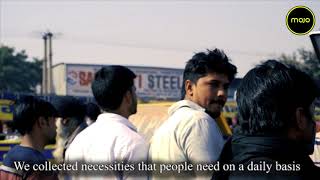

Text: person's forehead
xmin=199 ymin=72 xmax=229 ymax=83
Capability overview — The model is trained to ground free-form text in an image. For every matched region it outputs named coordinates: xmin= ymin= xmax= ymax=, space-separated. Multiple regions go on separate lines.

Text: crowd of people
xmin=0 ymin=48 xmax=320 ymax=180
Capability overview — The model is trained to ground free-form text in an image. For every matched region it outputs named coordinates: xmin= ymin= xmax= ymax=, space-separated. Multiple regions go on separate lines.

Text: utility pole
xmin=42 ymin=34 xmax=48 ymax=95
xmin=47 ymin=32 xmax=53 ymax=94
xmin=41 ymin=31 xmax=54 ymax=95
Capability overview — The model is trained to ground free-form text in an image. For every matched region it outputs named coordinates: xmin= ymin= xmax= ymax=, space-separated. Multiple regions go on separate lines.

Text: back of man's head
xmin=51 ymin=96 xmax=86 ymax=125
xmin=91 ymin=65 xmax=136 ymax=111
xmin=13 ymin=96 xmax=57 ymax=135
xmin=181 ymin=48 xmax=237 ymax=99
xmin=236 ymin=60 xmax=319 ymax=135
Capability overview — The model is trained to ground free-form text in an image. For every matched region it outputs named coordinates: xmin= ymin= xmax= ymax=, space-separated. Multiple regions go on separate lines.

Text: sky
xmin=0 ymin=0 xmax=320 ymax=77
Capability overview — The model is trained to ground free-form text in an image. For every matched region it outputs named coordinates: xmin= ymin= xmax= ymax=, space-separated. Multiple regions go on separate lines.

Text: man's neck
xmin=20 ymin=134 xmax=45 ymax=152
xmin=106 ymin=109 xmax=130 ymax=119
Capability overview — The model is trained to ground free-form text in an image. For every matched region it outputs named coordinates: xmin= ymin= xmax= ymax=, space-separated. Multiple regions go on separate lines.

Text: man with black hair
xmin=149 ymin=49 xmax=237 ymax=179
xmin=0 ymin=96 xmax=58 ymax=180
xmin=65 ymin=65 xmax=148 ymax=179
xmin=214 ymin=60 xmax=320 ymax=179
xmin=51 ymin=96 xmax=87 ymax=162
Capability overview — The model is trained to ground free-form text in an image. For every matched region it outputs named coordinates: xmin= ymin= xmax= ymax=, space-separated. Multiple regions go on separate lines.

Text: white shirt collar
xmin=96 ymin=113 xmax=137 ymax=132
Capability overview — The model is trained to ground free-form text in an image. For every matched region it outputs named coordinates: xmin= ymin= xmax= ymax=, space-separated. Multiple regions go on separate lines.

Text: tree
xmin=277 ymin=48 xmax=320 ymax=81
xmin=0 ymin=45 xmax=42 ymax=93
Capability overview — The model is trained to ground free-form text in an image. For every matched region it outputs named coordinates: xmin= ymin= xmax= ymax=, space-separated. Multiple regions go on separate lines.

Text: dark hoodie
xmin=213 ymin=133 xmax=320 ymax=180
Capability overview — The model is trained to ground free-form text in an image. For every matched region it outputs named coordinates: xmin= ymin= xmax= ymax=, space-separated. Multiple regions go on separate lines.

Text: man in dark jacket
xmin=51 ymin=96 xmax=87 ymax=162
xmin=214 ymin=60 xmax=320 ymax=179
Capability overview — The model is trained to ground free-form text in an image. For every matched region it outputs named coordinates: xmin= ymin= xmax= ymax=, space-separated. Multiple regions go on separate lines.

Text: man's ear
xmin=295 ymin=107 xmax=307 ymax=130
xmin=37 ymin=116 xmax=48 ymax=128
xmin=185 ymin=80 xmax=194 ymax=97
xmin=123 ymin=90 xmax=132 ymax=104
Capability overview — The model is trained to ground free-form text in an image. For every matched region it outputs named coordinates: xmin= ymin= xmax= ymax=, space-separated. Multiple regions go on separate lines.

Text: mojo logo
xmin=286 ymin=6 xmax=315 ymax=35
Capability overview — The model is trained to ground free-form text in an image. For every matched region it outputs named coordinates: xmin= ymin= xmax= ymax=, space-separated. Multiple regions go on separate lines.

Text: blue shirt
xmin=3 ymin=145 xmax=47 ymax=168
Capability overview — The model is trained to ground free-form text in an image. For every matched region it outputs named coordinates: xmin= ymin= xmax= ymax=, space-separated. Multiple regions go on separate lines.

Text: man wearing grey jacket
xmin=149 ymin=49 xmax=237 ymax=179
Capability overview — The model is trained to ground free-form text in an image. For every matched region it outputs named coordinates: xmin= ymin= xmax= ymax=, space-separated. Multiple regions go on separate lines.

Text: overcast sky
xmin=1 ymin=0 xmax=319 ymax=77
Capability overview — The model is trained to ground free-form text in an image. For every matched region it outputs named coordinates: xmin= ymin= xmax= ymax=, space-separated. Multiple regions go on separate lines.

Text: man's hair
xmin=13 ymin=96 xmax=57 ymax=135
xmin=236 ymin=60 xmax=319 ymax=135
xmin=181 ymin=48 xmax=237 ymax=99
xmin=86 ymin=102 xmax=100 ymax=121
xmin=91 ymin=65 xmax=136 ymax=111
xmin=51 ymin=96 xmax=86 ymax=125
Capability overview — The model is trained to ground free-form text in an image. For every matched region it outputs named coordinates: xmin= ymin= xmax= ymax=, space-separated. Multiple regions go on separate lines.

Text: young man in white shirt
xmin=149 ymin=49 xmax=237 ymax=179
xmin=65 ymin=65 xmax=148 ymax=180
